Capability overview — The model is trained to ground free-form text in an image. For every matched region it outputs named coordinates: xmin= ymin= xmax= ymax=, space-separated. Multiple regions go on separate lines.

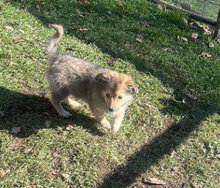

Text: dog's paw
xmin=103 ymin=121 xmax=111 ymax=129
xmin=112 ymin=128 xmax=118 ymax=134
xmin=60 ymin=111 xmax=72 ymax=118
xmin=112 ymin=124 xmax=122 ymax=134
xmin=100 ymin=118 xmax=111 ymax=129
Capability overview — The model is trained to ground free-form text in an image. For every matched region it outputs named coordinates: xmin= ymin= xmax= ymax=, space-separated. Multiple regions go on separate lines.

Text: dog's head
xmin=96 ymin=71 xmax=138 ymax=113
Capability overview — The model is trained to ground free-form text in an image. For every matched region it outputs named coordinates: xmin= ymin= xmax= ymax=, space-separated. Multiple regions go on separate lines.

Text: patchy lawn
xmin=0 ymin=0 xmax=219 ymax=187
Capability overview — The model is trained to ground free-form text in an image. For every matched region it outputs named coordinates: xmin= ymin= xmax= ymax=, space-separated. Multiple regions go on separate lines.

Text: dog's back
xmin=46 ymin=24 xmax=107 ymax=100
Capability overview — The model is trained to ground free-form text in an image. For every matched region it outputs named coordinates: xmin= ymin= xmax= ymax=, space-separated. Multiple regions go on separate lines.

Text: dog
xmin=46 ymin=24 xmax=138 ymax=133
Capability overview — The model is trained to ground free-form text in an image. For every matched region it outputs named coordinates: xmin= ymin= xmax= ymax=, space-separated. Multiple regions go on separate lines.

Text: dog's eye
xmin=106 ymin=93 xmax=111 ymax=98
xmin=118 ymin=96 xmax=123 ymax=100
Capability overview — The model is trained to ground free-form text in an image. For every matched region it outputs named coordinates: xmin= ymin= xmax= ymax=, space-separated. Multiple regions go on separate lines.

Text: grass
xmin=0 ymin=0 xmax=220 ymax=187
xmin=165 ymin=0 xmax=219 ymax=19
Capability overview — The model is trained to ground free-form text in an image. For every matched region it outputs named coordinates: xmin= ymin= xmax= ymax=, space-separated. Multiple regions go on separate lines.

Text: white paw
xmin=100 ymin=118 xmax=111 ymax=129
xmin=112 ymin=128 xmax=119 ymax=134
xmin=112 ymin=125 xmax=122 ymax=134
xmin=103 ymin=121 xmax=111 ymax=129
xmin=60 ymin=111 xmax=72 ymax=118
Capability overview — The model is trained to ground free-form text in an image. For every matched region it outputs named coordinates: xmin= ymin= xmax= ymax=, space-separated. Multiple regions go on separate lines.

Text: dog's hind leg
xmin=50 ymin=91 xmax=72 ymax=118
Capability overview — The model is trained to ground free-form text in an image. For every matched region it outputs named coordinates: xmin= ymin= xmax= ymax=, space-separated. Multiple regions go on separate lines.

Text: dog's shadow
xmin=0 ymin=87 xmax=104 ymax=138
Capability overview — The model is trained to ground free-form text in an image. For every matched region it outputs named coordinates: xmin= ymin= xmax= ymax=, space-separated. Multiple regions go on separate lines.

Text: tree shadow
xmin=0 ymin=87 xmax=104 ymax=138
xmin=6 ymin=0 xmax=219 ymax=104
xmin=3 ymin=0 xmax=220 ymax=187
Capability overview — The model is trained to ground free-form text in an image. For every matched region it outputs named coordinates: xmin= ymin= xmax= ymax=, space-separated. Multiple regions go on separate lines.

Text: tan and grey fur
xmin=47 ymin=24 xmax=138 ymax=133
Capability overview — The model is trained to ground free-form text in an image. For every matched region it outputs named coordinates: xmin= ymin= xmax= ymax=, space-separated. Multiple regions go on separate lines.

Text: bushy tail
xmin=47 ymin=24 xmax=64 ymax=59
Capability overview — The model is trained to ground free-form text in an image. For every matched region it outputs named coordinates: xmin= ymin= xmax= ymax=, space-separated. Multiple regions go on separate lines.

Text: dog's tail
xmin=47 ymin=24 xmax=64 ymax=59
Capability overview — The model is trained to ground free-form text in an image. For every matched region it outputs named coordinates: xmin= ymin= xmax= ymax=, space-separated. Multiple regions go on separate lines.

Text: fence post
xmin=213 ymin=9 xmax=220 ymax=38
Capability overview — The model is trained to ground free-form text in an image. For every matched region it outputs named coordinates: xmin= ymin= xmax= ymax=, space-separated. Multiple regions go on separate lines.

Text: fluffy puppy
xmin=46 ymin=24 xmax=138 ymax=133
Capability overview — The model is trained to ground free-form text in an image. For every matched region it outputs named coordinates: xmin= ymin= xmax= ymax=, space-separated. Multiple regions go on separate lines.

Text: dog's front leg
xmin=112 ymin=110 xmax=125 ymax=134
xmin=91 ymin=109 xmax=111 ymax=129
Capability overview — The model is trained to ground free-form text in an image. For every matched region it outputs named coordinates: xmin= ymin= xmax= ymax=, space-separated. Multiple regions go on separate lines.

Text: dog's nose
xmin=109 ymin=108 xmax=114 ymax=112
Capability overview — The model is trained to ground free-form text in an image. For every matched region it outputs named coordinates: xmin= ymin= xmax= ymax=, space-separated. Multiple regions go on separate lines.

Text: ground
xmin=0 ymin=0 xmax=220 ymax=187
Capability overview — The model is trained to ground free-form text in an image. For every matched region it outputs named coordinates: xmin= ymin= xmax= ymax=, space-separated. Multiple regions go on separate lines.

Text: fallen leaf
xmin=156 ymin=4 xmax=163 ymax=11
xmin=66 ymin=124 xmax=74 ymax=131
xmin=136 ymin=38 xmax=143 ymax=43
xmin=4 ymin=25 xmax=14 ymax=31
xmin=191 ymin=33 xmax=198 ymax=41
xmin=182 ymin=97 xmax=189 ymax=106
xmin=52 ymin=170 xmax=59 ymax=175
xmin=137 ymin=51 xmax=149 ymax=56
xmin=209 ymin=42 xmax=214 ymax=48
xmin=199 ymin=52 xmax=212 ymax=58
xmin=180 ymin=37 xmax=188 ymax=42
xmin=13 ymin=38 xmax=25 ymax=44
xmin=203 ymin=27 xmax=211 ymax=35
xmin=47 ymin=171 xmax=54 ymax=178
xmin=189 ymin=22 xmax=198 ymax=29
xmin=142 ymin=177 xmax=166 ymax=185
xmin=195 ymin=22 xmax=212 ymax=35
xmin=217 ymin=39 xmax=220 ymax=44
xmin=216 ymin=154 xmax=220 ymax=158
xmin=162 ymin=47 xmax=170 ymax=52
xmin=140 ymin=22 xmax=150 ymax=28
xmin=190 ymin=181 xmax=198 ymax=188
xmin=45 ymin=120 xmax=51 ymax=128
xmin=11 ymin=127 xmax=20 ymax=134
xmin=68 ymin=180 xmax=75 ymax=186
xmin=171 ymin=167 xmax=179 ymax=172
xmin=52 ymin=152 xmax=58 ymax=157
xmin=211 ymin=154 xmax=220 ymax=159
xmin=19 ymin=180 xmax=25 ymax=184
xmin=76 ymin=9 xmax=84 ymax=17
xmin=186 ymin=93 xmax=198 ymax=100
xmin=19 ymin=29 xmax=25 ymax=34
xmin=66 ymin=47 xmax=77 ymax=51
xmin=112 ymin=156 xmax=120 ymax=163
xmin=24 ymin=147 xmax=33 ymax=154
xmin=183 ymin=19 xmax=188 ymax=25
xmin=0 ymin=169 xmax=6 ymax=179
xmin=5 ymin=169 xmax=10 ymax=174
xmin=39 ymin=42 xmax=46 ymax=47
xmin=61 ymin=173 xmax=70 ymax=180
xmin=75 ymin=28 xmax=88 ymax=31
xmin=79 ymin=0 xmax=88 ymax=3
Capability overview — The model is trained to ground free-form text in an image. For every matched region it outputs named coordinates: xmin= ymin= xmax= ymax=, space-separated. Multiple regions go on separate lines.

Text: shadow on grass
xmin=3 ymin=0 xmax=220 ymax=187
xmin=99 ymin=101 xmax=216 ymax=187
xmin=0 ymin=87 xmax=104 ymax=138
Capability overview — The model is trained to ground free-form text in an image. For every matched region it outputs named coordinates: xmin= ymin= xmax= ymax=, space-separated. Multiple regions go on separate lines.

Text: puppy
xmin=46 ymin=24 xmax=138 ymax=133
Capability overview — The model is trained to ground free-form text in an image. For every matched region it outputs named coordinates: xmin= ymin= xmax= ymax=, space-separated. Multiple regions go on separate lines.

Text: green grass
xmin=0 ymin=0 xmax=219 ymax=187
xmin=165 ymin=0 xmax=219 ymax=19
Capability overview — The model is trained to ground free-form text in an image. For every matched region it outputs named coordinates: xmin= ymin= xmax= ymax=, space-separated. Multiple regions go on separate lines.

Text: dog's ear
xmin=125 ymin=77 xmax=138 ymax=95
xmin=95 ymin=73 xmax=111 ymax=85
